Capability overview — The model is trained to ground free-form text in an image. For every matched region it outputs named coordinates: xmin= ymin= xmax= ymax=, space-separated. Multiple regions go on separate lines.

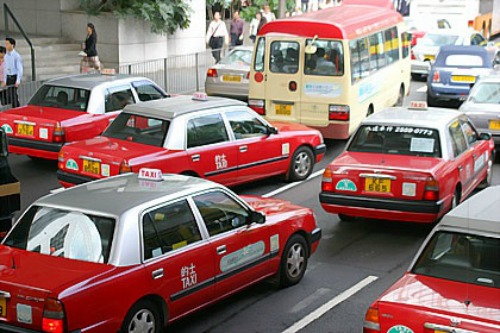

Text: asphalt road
xmin=7 ymin=79 xmax=500 ymax=333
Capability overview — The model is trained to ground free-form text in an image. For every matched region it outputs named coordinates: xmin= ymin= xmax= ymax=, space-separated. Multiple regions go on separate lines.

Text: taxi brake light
xmin=119 ymin=160 xmax=132 ymax=174
xmin=248 ymin=99 xmax=265 ymax=115
xmin=432 ymin=71 xmax=440 ymax=83
xmin=53 ymin=123 xmax=65 ymax=143
xmin=363 ymin=306 xmax=380 ymax=333
xmin=423 ymin=178 xmax=439 ymax=201
xmin=42 ymin=298 xmax=65 ymax=333
xmin=207 ymin=68 xmax=218 ymax=78
xmin=321 ymin=168 xmax=333 ymax=192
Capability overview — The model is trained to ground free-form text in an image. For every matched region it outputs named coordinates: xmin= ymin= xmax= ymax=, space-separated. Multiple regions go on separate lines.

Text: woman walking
xmin=80 ymin=23 xmax=102 ymax=73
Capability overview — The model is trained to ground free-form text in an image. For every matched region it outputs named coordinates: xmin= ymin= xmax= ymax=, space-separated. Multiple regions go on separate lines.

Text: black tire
xmin=426 ymin=93 xmax=439 ymax=107
xmin=450 ymin=187 xmax=461 ymax=211
xmin=121 ymin=300 xmax=161 ymax=333
xmin=477 ymin=156 xmax=493 ymax=189
xmin=338 ymin=213 xmax=356 ymax=222
xmin=395 ymin=85 xmax=405 ymax=107
xmin=288 ymin=146 xmax=314 ymax=181
xmin=279 ymin=234 xmax=308 ymax=288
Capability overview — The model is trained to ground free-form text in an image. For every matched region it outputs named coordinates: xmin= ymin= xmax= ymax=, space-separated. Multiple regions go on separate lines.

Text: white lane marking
xmin=282 ymin=275 xmax=379 ymax=333
xmin=290 ymin=288 xmax=331 ymax=313
xmin=416 ymin=86 xmax=427 ymax=93
xmin=50 ymin=187 xmax=65 ymax=194
xmin=263 ymin=169 xmax=324 ymax=198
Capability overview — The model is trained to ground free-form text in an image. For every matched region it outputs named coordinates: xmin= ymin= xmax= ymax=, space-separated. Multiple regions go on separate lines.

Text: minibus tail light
xmin=363 ymin=306 xmax=380 ymax=333
xmin=329 ymin=105 xmax=350 ymax=121
xmin=207 ymin=68 xmax=218 ymax=78
xmin=42 ymin=298 xmax=66 ymax=333
xmin=248 ymin=99 xmax=265 ymax=115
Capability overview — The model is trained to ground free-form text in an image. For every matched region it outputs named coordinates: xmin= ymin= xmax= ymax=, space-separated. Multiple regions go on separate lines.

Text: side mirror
xmin=247 ymin=211 xmax=265 ymax=225
xmin=267 ymin=126 xmax=278 ymax=135
xmin=478 ymin=132 xmax=492 ymax=140
xmin=0 ymin=129 xmax=8 ymax=157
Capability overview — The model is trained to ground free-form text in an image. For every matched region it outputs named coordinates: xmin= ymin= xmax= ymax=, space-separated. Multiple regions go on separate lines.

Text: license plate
xmin=364 ymin=177 xmax=391 ymax=193
xmin=0 ymin=297 xmax=5 ymax=317
xmin=275 ymin=104 xmax=291 ymax=116
xmin=16 ymin=123 xmax=34 ymax=136
xmin=489 ymin=119 xmax=500 ymax=130
xmin=424 ymin=54 xmax=435 ymax=61
xmin=82 ymin=159 xmax=100 ymax=175
xmin=434 ymin=331 xmax=446 ymax=333
xmin=222 ymin=75 xmax=241 ymax=82
xmin=451 ymin=75 xmax=475 ymax=83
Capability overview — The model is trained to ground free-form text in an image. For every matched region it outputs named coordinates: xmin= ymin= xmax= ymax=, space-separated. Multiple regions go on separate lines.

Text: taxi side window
xmin=193 ymin=191 xmax=249 ymax=237
xmin=142 ymin=199 xmax=201 ymax=260
xmin=449 ymin=120 xmax=468 ymax=157
xmin=226 ymin=110 xmax=268 ymax=139
xmin=132 ymin=81 xmax=167 ymax=102
xmin=186 ymin=114 xmax=229 ymax=148
xmin=105 ymin=87 xmax=135 ymax=112
xmin=461 ymin=120 xmax=478 ymax=145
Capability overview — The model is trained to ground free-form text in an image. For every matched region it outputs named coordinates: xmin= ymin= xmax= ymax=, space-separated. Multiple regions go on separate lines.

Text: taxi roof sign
xmin=192 ymin=92 xmax=208 ymax=101
xmin=101 ymin=68 xmax=117 ymax=75
xmin=138 ymin=168 xmax=163 ymax=181
xmin=408 ymin=101 xmax=428 ymax=110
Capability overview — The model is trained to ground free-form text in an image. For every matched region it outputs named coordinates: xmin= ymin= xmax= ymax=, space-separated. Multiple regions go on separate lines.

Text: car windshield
xmin=348 ymin=125 xmax=442 ymax=157
xmin=28 ymin=85 xmax=91 ymax=111
xmin=469 ymin=82 xmax=500 ymax=103
xmin=103 ymin=113 xmax=170 ymax=147
xmin=3 ymin=206 xmax=115 ymax=264
xmin=412 ymin=231 xmax=500 ymax=289
xmin=421 ymin=33 xmax=458 ymax=46
xmin=220 ymin=49 xmax=252 ymax=65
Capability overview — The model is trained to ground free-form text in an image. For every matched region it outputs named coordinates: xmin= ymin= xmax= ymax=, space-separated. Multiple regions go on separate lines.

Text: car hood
xmin=2 ymin=105 xmax=86 ymax=123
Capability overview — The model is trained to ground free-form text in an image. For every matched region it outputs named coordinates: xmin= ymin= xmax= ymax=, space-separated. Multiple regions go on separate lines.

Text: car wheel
xmin=478 ymin=156 xmax=493 ymax=189
xmin=280 ymin=234 xmax=308 ymax=288
xmin=395 ymin=85 xmax=405 ymax=107
xmin=121 ymin=300 xmax=161 ymax=333
xmin=338 ymin=214 xmax=356 ymax=222
xmin=450 ymin=187 xmax=461 ymax=211
xmin=288 ymin=146 xmax=314 ymax=181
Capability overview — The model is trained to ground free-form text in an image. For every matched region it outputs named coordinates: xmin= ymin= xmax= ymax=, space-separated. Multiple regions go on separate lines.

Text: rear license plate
xmin=222 ymin=75 xmax=241 ymax=82
xmin=82 ymin=159 xmax=100 ymax=175
xmin=0 ymin=297 xmax=5 ymax=317
xmin=16 ymin=123 xmax=34 ymax=136
xmin=275 ymin=104 xmax=291 ymax=116
xmin=489 ymin=119 xmax=500 ymax=130
xmin=424 ymin=54 xmax=435 ymax=61
xmin=451 ymin=75 xmax=475 ymax=83
xmin=364 ymin=178 xmax=391 ymax=193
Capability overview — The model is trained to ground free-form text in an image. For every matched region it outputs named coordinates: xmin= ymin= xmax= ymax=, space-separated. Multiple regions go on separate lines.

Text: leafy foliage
xmin=80 ymin=0 xmax=191 ymax=35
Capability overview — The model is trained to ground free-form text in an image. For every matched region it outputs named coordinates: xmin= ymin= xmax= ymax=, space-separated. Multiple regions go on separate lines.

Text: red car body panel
xmin=373 ymin=273 xmax=500 ymax=332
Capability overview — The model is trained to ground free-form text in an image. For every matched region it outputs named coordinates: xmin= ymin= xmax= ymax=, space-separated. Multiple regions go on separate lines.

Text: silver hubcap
xmin=451 ymin=194 xmax=458 ymax=209
xmin=294 ymin=152 xmax=311 ymax=178
xmin=486 ymin=160 xmax=492 ymax=184
xmin=287 ymin=243 xmax=305 ymax=278
xmin=128 ymin=309 xmax=155 ymax=333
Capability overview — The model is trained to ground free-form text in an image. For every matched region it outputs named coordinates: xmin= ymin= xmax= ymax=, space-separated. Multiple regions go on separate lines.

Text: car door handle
xmin=191 ymin=154 xmax=200 ymax=162
xmin=152 ymin=268 xmax=164 ymax=280
xmin=458 ymin=165 xmax=463 ymax=171
xmin=216 ymin=245 xmax=227 ymax=255
xmin=239 ymin=145 xmax=248 ymax=152
xmin=473 ymin=153 xmax=477 ymax=158
xmin=0 ymin=290 xmax=11 ymax=298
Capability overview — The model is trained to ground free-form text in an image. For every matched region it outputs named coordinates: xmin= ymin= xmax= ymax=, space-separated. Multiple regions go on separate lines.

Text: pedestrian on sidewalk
xmin=80 ymin=23 xmax=102 ymax=73
xmin=0 ymin=46 xmax=6 ymax=106
xmin=249 ymin=11 xmax=267 ymax=43
xmin=262 ymin=5 xmax=276 ymax=22
xmin=206 ymin=11 xmax=229 ymax=63
xmin=1 ymin=37 xmax=22 ymax=108
xmin=230 ymin=11 xmax=245 ymax=47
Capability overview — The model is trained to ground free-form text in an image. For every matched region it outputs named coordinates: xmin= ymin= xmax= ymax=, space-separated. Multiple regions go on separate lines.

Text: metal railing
xmin=0 ymin=81 xmax=43 ymax=110
xmin=3 ymin=3 xmax=36 ymax=81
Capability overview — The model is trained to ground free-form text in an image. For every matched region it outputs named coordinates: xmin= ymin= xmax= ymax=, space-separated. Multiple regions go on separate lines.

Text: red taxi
xmin=0 ymin=74 xmax=169 ymax=160
xmin=0 ymin=169 xmax=321 ymax=333
xmin=363 ymin=185 xmax=500 ymax=333
xmin=57 ymin=94 xmax=325 ymax=187
xmin=319 ymin=104 xmax=495 ymax=223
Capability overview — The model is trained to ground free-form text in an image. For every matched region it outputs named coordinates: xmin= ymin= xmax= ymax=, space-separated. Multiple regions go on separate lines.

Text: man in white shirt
xmin=1 ymin=37 xmax=23 ymax=107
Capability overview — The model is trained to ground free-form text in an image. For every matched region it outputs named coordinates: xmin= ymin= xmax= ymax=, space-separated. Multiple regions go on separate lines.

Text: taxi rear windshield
xmin=29 ymin=85 xmax=91 ymax=111
xmin=412 ymin=231 xmax=500 ymax=289
xmin=3 ymin=206 xmax=115 ymax=264
xmin=103 ymin=113 xmax=170 ymax=147
xmin=348 ymin=125 xmax=441 ymax=157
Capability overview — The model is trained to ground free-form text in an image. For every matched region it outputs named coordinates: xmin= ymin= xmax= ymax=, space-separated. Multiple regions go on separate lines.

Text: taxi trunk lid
xmin=326 ymin=152 xmax=444 ymax=200
xmin=0 ymin=246 xmax=114 ymax=331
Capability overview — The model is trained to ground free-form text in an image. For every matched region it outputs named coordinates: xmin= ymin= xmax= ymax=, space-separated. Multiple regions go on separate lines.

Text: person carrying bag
xmin=206 ymin=12 xmax=228 ymax=63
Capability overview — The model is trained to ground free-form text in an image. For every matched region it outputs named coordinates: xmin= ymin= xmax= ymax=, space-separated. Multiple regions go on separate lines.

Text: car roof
xmin=36 ymin=172 xmax=222 ymax=216
xmin=437 ymin=186 xmax=500 ymax=236
xmin=123 ymin=95 xmax=247 ymax=120
xmin=45 ymin=74 xmax=150 ymax=90
xmin=361 ymin=107 xmax=462 ymax=130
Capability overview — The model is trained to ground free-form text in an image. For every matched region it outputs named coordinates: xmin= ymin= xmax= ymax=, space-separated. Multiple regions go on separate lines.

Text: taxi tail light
xmin=207 ymin=68 xmax=218 ymax=78
xmin=53 ymin=123 xmax=65 ymax=143
xmin=42 ymin=298 xmax=66 ymax=333
xmin=432 ymin=71 xmax=440 ymax=83
xmin=321 ymin=168 xmax=334 ymax=192
xmin=423 ymin=177 xmax=439 ymax=201
xmin=119 ymin=160 xmax=132 ymax=174
xmin=57 ymin=150 xmax=65 ymax=163
xmin=329 ymin=105 xmax=350 ymax=121
xmin=248 ymin=99 xmax=265 ymax=115
xmin=363 ymin=306 xmax=380 ymax=333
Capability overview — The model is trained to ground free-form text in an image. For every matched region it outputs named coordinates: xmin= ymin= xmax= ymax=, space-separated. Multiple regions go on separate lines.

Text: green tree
xmin=80 ymin=0 xmax=191 ymax=35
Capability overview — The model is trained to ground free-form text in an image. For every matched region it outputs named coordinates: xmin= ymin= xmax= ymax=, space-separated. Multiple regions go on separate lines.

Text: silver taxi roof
xmin=44 ymin=74 xmax=149 ymax=90
xmin=36 ymin=173 xmax=222 ymax=216
xmin=123 ymin=95 xmax=247 ymax=120
xmin=437 ymin=186 xmax=500 ymax=236
xmin=362 ymin=107 xmax=463 ymax=131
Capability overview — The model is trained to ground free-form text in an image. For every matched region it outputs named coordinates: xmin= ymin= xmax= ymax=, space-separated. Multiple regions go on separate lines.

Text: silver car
xmin=460 ymin=74 xmax=500 ymax=149
xmin=205 ymin=46 xmax=253 ymax=100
